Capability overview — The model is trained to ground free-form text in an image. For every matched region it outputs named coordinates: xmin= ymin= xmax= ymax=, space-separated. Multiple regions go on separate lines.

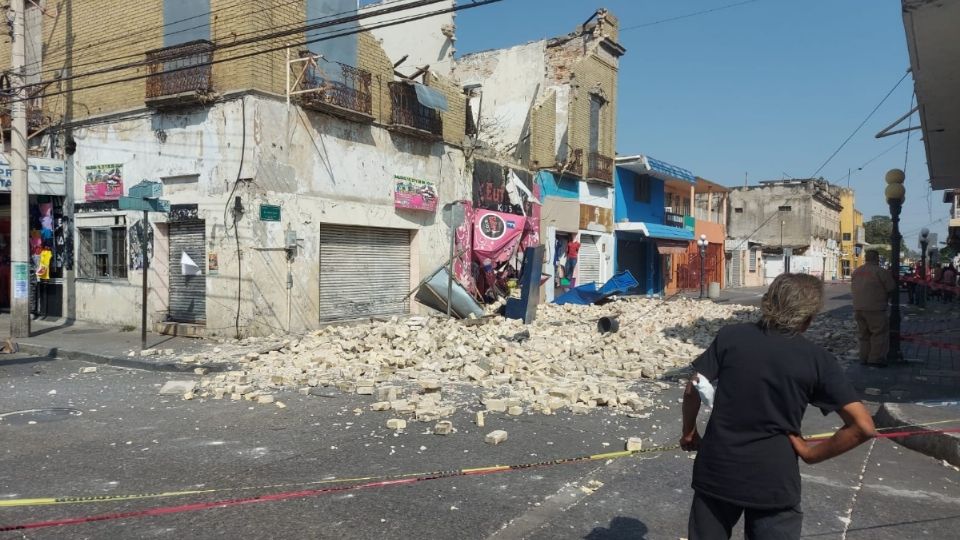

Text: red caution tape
xmin=899 ymin=334 xmax=960 ymax=351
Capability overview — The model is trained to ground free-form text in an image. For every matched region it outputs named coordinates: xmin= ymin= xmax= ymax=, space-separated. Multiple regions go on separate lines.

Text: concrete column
xmin=689 ymin=184 xmax=695 ymax=217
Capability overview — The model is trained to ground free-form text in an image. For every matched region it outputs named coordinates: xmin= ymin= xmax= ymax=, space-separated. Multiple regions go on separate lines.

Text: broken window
xmin=589 ymin=94 xmax=603 ymax=154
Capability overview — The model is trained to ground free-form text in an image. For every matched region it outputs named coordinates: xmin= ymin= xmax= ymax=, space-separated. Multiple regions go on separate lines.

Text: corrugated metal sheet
xmin=319 ymin=225 xmax=410 ymax=322
xmin=578 ymin=235 xmax=601 ymax=285
xmin=168 ymin=221 xmax=206 ymax=323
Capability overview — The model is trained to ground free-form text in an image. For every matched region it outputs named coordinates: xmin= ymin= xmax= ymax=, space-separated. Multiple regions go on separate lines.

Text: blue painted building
xmin=614 ymin=155 xmax=696 ymax=296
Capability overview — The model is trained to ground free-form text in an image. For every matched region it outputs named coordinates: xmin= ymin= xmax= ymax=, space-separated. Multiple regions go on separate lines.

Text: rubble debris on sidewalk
xmin=180 ymin=297 xmax=854 ymax=422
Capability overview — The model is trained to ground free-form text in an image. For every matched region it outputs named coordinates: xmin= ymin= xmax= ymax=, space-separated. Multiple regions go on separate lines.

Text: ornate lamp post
xmin=885 ymin=169 xmax=905 ymax=364
xmin=697 ymin=234 xmax=708 ymax=299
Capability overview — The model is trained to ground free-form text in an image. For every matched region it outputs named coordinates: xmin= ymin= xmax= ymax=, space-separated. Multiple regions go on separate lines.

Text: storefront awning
xmin=616 ymin=221 xmax=694 ymax=241
xmin=656 ymin=240 xmax=690 ymax=255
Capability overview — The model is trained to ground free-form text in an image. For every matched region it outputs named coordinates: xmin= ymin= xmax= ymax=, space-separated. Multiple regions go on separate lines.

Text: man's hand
xmin=681 ymin=429 xmax=701 ymax=451
xmin=788 ymin=433 xmax=813 ymax=463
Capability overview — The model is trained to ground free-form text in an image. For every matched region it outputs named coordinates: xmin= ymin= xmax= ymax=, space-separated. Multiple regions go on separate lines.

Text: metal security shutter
xmin=578 ymin=235 xmax=601 ymax=285
xmin=730 ymin=250 xmax=743 ymax=288
xmin=168 ymin=221 xmax=206 ymax=323
xmin=319 ymin=225 xmax=410 ymax=321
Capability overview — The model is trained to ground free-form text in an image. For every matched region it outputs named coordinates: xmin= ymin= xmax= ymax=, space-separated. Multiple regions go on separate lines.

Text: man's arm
xmin=788 ymin=402 xmax=876 ymax=464
xmin=680 ymin=379 xmax=702 ymax=451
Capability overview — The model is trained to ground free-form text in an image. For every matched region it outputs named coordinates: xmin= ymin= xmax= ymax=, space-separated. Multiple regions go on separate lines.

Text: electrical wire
xmin=809 ymin=71 xmax=910 ymax=179
xmin=23 ymin=0 xmax=419 ymax=77
xmin=11 ymin=0 xmax=501 ymax=106
xmin=230 ymin=97 xmax=247 ymax=340
xmin=620 ymin=0 xmax=762 ymax=31
xmin=16 ymin=0 xmax=451 ymax=94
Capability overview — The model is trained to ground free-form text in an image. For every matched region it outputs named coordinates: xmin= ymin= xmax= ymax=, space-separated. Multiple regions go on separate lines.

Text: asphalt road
xmin=2 ymin=344 xmax=959 ymax=538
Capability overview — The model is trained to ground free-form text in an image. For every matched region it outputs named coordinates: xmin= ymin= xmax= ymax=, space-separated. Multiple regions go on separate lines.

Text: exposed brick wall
xmin=425 ymin=71 xmax=465 ymax=146
xmin=357 ymin=32 xmax=394 ymax=125
xmin=529 ymin=90 xmax=557 ymax=169
xmin=567 ymin=54 xmax=618 ymax=158
xmin=40 ymin=0 xmax=164 ymax=120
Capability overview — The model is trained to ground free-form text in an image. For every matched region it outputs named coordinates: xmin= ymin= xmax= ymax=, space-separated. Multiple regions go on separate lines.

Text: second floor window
xmin=589 ymin=94 xmax=604 ymax=154
xmin=842 ymin=233 xmax=852 ymax=241
xmin=635 ymin=176 xmax=651 ymax=203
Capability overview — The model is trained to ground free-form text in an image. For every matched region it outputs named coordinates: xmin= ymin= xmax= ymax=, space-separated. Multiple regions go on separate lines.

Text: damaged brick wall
xmin=530 ymin=91 xmax=557 ymax=169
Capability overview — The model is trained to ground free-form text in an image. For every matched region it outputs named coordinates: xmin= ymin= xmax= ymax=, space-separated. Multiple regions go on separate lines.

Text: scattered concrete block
xmin=182 ymin=392 xmax=195 ymax=400
xmin=356 ymin=385 xmax=375 ymax=395
xmin=371 ymin=401 xmax=391 ymax=411
xmin=507 ymin=406 xmax=523 ymax=416
xmin=484 ymin=398 xmax=507 ymax=413
xmin=626 ymin=437 xmax=643 ymax=452
xmin=79 ymin=367 xmax=98 ymax=374
xmin=257 ymin=395 xmax=275 ymax=404
xmin=140 ymin=348 xmax=157 ymax=357
xmin=434 ymin=421 xmax=453 ymax=435
xmin=159 ymin=380 xmax=196 ymax=395
xmin=485 ymin=430 xmax=508 ymax=445
xmin=387 ymin=418 xmax=407 ymax=430
xmin=476 ymin=411 xmax=485 ymax=427
xmin=276 ymin=401 xmax=286 ymax=409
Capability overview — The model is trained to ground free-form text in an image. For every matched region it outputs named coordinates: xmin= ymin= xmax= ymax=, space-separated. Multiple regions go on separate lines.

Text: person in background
xmin=565 ymin=235 xmax=581 ymax=282
xmin=941 ymin=263 xmax=957 ymax=302
xmin=851 ymin=250 xmax=896 ymax=366
xmin=681 ymin=273 xmax=875 ymax=539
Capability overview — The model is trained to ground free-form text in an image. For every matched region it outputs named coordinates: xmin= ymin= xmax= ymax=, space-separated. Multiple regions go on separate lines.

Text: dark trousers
xmin=689 ymin=491 xmax=802 ymax=540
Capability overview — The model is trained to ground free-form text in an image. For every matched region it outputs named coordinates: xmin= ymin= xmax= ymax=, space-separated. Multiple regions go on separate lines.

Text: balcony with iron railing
xmin=388 ymin=82 xmax=442 ymax=140
xmin=145 ymin=40 xmax=214 ymax=107
xmin=0 ymin=100 xmax=45 ymax=132
xmin=295 ymin=57 xmax=373 ymax=123
xmin=586 ymin=152 xmax=613 ymax=183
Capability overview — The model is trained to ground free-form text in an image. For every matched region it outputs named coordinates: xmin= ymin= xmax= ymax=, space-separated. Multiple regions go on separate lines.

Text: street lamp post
xmin=919 ymin=227 xmax=930 ymax=307
xmin=885 ymin=169 xmax=906 ymax=364
xmin=697 ymin=234 xmax=708 ymax=299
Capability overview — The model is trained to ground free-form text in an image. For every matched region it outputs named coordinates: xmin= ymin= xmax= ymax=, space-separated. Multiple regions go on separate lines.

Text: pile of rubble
xmin=178 ymin=297 xmax=856 ymax=422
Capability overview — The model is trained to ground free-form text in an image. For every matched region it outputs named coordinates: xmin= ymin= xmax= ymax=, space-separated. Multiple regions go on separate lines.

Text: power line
xmin=620 ymin=0 xmax=762 ymax=31
xmin=16 ymin=0 xmax=451 ymax=95
xmin=13 ymin=0 xmax=503 ymax=105
xmin=24 ymin=0 xmax=418 ymax=77
xmin=808 ymin=71 xmax=910 ymax=179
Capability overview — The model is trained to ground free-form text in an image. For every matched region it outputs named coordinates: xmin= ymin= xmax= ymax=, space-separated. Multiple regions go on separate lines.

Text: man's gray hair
xmin=760 ymin=273 xmax=824 ymax=334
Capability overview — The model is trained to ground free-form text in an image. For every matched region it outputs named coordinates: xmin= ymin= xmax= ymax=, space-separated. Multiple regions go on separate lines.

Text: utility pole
xmin=9 ymin=0 xmax=30 ymax=338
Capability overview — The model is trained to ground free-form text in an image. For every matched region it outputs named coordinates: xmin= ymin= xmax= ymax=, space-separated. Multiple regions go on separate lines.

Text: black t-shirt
xmin=690 ymin=322 xmax=860 ymax=509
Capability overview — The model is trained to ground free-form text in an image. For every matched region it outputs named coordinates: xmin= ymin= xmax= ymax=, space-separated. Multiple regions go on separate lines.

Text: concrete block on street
xmin=485 ymin=430 xmax=508 ymax=445
xmin=79 ymin=366 xmax=98 ymax=374
xmin=387 ymin=418 xmax=407 ymax=430
xmin=434 ymin=421 xmax=453 ymax=435
xmin=626 ymin=437 xmax=643 ymax=452
xmin=257 ymin=395 xmax=275 ymax=404
xmin=159 ymin=380 xmax=196 ymax=395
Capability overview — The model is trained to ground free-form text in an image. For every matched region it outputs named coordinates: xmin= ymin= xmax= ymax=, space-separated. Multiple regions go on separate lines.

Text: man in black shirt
xmin=680 ymin=273 xmax=876 ymax=539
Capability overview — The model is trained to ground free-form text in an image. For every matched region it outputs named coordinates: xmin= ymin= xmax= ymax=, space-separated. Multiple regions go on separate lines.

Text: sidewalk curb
xmin=875 ymin=402 xmax=960 ymax=467
xmin=17 ymin=342 xmax=232 ymax=374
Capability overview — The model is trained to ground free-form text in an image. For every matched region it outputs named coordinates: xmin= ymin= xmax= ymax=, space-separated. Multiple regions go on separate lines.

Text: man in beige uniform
xmin=851 ymin=250 xmax=896 ymax=365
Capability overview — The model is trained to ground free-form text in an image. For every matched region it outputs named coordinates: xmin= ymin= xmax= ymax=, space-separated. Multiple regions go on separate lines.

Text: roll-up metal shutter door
xmin=168 ymin=221 xmax=206 ymax=323
xmin=578 ymin=235 xmax=601 ymax=285
xmin=319 ymin=225 xmax=411 ymax=321
xmin=730 ymin=250 xmax=743 ymax=288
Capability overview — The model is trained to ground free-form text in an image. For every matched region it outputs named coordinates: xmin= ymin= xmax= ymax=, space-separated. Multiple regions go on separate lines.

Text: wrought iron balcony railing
xmin=296 ymin=60 xmax=373 ymax=122
xmin=587 ymin=152 xmax=614 ymax=183
xmin=563 ymin=148 xmax=584 ymax=176
xmin=388 ymin=82 xmax=442 ymax=139
xmin=145 ymin=40 xmax=214 ymax=105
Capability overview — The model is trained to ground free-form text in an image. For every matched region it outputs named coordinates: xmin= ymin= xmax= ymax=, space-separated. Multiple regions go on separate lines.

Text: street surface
xmin=2 ymin=288 xmax=960 ymax=539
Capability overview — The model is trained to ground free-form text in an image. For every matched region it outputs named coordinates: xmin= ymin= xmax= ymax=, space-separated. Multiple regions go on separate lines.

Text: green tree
xmin=864 ymin=215 xmax=893 ymax=245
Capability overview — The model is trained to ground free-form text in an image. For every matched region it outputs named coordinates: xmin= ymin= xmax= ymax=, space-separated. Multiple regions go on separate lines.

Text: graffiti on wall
xmin=128 ymin=218 xmax=154 ymax=270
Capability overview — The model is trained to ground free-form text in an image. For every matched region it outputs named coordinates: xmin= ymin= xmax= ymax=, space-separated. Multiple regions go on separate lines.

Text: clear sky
xmin=453 ymin=0 xmax=944 ymax=250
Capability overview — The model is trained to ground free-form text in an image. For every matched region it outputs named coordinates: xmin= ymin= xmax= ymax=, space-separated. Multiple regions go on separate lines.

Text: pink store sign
xmin=84 ymin=163 xmax=124 ymax=202
xmin=394 ymin=175 xmax=438 ymax=212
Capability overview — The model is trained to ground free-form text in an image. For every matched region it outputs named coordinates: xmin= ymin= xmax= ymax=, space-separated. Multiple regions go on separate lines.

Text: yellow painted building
xmin=839 ymin=189 xmax=865 ymax=278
